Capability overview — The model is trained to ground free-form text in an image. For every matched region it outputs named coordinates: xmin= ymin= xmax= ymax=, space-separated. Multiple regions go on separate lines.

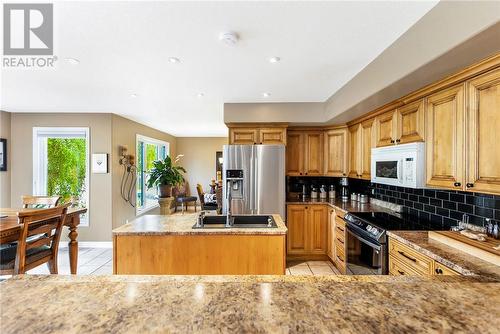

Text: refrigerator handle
xmin=249 ymin=151 xmax=254 ymax=214
xmin=254 ymin=147 xmax=259 ymax=214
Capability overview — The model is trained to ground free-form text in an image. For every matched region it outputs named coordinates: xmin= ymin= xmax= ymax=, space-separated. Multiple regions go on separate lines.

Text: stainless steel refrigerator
xmin=222 ymin=145 xmax=285 ymax=219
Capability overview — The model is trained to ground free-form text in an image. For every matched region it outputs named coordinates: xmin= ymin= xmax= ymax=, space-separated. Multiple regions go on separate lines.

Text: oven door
xmin=346 ymin=226 xmax=387 ymax=275
xmin=371 ymin=157 xmax=403 ymax=187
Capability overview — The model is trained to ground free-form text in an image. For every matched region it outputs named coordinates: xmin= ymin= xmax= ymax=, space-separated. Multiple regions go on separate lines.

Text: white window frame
xmin=33 ymin=127 xmax=90 ymax=226
xmin=136 ymin=134 xmax=169 ymax=216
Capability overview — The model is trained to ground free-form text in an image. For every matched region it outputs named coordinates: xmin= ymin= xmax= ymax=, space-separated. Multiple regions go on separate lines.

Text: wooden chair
xmin=173 ymin=182 xmax=197 ymax=214
xmin=22 ymin=195 xmax=61 ymax=208
xmin=0 ymin=204 xmax=69 ymax=275
xmin=196 ymin=184 xmax=218 ymax=211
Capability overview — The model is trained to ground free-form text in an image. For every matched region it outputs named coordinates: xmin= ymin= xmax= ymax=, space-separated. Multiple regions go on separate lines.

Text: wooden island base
xmin=114 ymin=234 xmax=286 ymax=275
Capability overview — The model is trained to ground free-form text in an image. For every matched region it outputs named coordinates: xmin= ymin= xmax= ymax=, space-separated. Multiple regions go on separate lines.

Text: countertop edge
xmin=387 ymin=231 xmax=482 ymax=277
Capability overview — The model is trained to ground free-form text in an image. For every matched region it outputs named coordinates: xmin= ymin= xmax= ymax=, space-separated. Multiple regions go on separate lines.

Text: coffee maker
xmin=339 ymin=177 xmax=349 ymax=202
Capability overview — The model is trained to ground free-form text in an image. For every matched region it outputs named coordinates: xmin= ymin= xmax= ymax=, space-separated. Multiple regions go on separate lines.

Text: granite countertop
xmin=286 ymin=197 xmax=394 ymax=213
xmin=112 ymin=213 xmax=287 ymax=236
xmin=1 ymin=274 xmax=499 ymax=333
xmin=388 ymin=231 xmax=500 ymax=280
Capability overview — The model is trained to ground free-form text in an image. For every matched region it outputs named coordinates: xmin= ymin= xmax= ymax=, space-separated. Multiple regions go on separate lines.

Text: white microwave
xmin=371 ymin=142 xmax=425 ymax=188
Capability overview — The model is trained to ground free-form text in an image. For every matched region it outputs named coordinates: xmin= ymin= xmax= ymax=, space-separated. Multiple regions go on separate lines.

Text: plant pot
xmin=159 ymin=184 xmax=172 ymax=198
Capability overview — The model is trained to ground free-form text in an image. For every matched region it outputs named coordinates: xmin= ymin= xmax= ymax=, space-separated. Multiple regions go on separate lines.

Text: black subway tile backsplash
xmin=288 ymin=176 xmax=500 ymax=228
xmin=362 ymin=180 xmax=500 ymax=227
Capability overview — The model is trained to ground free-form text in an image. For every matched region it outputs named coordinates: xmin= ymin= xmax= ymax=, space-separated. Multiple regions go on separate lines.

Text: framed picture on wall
xmin=0 ymin=138 xmax=6 ymax=171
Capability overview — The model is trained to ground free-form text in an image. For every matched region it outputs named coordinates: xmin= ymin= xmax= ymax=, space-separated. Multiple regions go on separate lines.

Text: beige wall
xmin=0 ymin=111 xmax=11 ymax=207
xmin=10 ymin=113 xmax=113 ymax=242
xmin=176 ymin=137 xmax=227 ymax=197
xmin=111 ymin=115 xmax=177 ymax=229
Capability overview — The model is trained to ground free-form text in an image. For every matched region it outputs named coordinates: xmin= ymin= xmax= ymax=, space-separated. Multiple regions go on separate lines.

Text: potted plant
xmin=146 ymin=155 xmax=186 ymax=198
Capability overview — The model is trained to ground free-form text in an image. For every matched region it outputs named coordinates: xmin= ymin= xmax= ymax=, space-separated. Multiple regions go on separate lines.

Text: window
xmin=136 ymin=135 xmax=169 ymax=214
xmin=33 ymin=127 xmax=90 ymax=225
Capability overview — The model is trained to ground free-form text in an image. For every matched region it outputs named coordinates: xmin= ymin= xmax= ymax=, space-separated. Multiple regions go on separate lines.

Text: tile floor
xmin=26 ymin=247 xmax=113 ymax=275
xmin=286 ymin=260 xmax=341 ymax=275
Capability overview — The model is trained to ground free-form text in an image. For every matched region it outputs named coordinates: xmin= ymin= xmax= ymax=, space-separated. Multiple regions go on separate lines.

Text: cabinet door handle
xmin=454 ymin=182 xmax=461 ymax=187
xmin=342 ymin=173 xmax=346 ymax=176
xmin=305 ymin=173 xmax=308 ymax=175
xmin=396 ymin=139 xmax=401 ymax=143
xmin=390 ymin=140 xmax=395 ymax=144
xmin=397 ymin=251 xmax=417 ymax=262
xmin=397 ymin=270 xmax=405 ymax=275
xmin=299 ymin=173 xmax=302 ymax=175
xmin=435 ymin=268 xmax=443 ymax=275
xmin=337 ymin=238 xmax=344 ymax=244
xmin=305 ymin=206 xmax=308 ymax=209
xmin=466 ymin=183 xmax=474 ymax=188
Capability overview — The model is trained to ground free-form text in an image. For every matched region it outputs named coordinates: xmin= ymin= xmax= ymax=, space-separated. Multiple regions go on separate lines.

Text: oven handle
xmin=347 ymin=226 xmax=382 ymax=251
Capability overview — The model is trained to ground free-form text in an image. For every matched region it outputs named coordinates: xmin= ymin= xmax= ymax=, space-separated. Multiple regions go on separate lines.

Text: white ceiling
xmin=1 ymin=1 xmax=438 ymax=137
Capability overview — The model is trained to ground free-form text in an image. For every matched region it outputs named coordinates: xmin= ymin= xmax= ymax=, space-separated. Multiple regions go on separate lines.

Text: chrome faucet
xmin=196 ymin=211 xmax=205 ymax=228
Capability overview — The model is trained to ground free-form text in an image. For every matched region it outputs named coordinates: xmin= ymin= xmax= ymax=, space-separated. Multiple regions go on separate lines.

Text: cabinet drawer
xmin=389 ymin=255 xmax=423 ymax=276
xmin=433 ymin=262 xmax=460 ymax=276
xmin=335 ymin=242 xmax=345 ymax=259
xmin=389 ymin=239 xmax=433 ymax=275
xmin=334 ymin=244 xmax=346 ymax=274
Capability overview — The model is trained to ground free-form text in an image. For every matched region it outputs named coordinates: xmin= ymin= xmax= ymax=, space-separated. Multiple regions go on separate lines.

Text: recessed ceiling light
xmin=130 ymin=93 xmax=138 ymax=98
xmin=168 ymin=57 xmax=181 ymax=63
xmin=64 ymin=58 xmax=79 ymax=65
xmin=219 ymin=31 xmax=239 ymax=46
xmin=269 ymin=57 xmax=281 ymax=63
xmin=262 ymin=92 xmax=271 ymax=98
xmin=197 ymin=93 xmax=205 ymax=98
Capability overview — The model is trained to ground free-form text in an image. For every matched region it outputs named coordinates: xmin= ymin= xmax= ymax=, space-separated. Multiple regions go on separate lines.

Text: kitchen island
xmin=112 ymin=213 xmax=287 ymax=275
xmin=1 ymin=274 xmax=499 ymax=333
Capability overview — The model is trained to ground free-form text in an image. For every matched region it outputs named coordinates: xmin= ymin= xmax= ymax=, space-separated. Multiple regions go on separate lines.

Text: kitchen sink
xmin=192 ymin=215 xmax=277 ymax=229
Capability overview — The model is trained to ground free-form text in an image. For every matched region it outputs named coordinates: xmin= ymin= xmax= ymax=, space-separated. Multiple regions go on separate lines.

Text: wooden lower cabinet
xmin=389 ymin=237 xmax=460 ymax=276
xmin=286 ymin=204 xmax=328 ymax=259
xmin=327 ymin=209 xmax=335 ymax=261
xmin=114 ymin=234 xmax=285 ymax=275
xmin=333 ymin=212 xmax=347 ymax=274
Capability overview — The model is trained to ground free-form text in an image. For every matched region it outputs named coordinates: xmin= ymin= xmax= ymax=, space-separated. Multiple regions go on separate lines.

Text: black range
xmin=343 ymin=211 xmax=453 ymax=275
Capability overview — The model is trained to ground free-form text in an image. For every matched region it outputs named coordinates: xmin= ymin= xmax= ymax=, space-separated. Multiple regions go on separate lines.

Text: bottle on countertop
xmin=329 ymin=185 xmax=335 ymax=200
xmin=486 ymin=218 xmax=493 ymax=237
xmin=320 ymin=185 xmax=327 ymax=199
xmin=493 ymin=222 xmax=499 ymax=240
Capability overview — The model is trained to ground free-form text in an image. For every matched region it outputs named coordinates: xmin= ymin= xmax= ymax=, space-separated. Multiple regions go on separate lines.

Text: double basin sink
xmin=192 ymin=215 xmax=277 ymax=229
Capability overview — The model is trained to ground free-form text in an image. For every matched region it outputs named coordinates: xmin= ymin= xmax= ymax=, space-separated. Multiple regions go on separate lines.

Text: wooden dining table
xmin=0 ymin=207 xmax=87 ymax=274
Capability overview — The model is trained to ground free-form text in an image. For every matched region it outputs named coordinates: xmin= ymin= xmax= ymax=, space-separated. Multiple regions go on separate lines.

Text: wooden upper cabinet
xmin=324 ymin=129 xmax=348 ymax=177
xmin=375 ymin=110 xmax=397 ymax=147
xmin=308 ymin=205 xmax=328 ymax=254
xmin=397 ymin=99 xmax=425 ymax=144
xmin=466 ymin=68 xmax=500 ymax=194
xmin=229 ymin=128 xmax=258 ymax=145
xmin=304 ymin=132 xmax=323 ymax=175
xmin=258 ymin=128 xmax=287 ymax=145
xmin=348 ymin=124 xmax=362 ymax=178
xmin=360 ymin=119 xmax=374 ymax=180
xmin=286 ymin=205 xmax=308 ymax=255
xmin=425 ymin=84 xmax=465 ymax=190
xmin=228 ymin=126 xmax=286 ymax=145
xmin=286 ymin=132 xmax=304 ymax=176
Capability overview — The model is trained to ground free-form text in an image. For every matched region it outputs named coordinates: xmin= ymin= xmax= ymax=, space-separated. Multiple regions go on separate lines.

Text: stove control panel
xmin=344 ymin=213 xmax=384 ymax=240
